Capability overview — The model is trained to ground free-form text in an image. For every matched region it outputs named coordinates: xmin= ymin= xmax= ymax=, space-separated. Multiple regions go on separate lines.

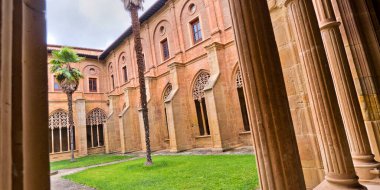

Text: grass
xmin=64 ymin=155 xmax=258 ymax=190
xmin=50 ymin=154 xmax=134 ymax=171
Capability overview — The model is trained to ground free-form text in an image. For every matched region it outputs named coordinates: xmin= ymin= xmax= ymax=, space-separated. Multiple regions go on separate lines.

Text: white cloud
xmin=47 ymin=0 xmax=156 ymax=49
xmin=47 ymin=33 xmax=57 ymax=45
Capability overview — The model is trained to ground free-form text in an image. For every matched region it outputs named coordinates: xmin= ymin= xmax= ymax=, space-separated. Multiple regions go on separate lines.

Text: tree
xmin=49 ymin=47 xmax=84 ymax=162
xmin=121 ymin=0 xmax=153 ymax=166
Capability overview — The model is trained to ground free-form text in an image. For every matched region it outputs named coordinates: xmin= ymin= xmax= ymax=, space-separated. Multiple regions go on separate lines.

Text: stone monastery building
xmin=48 ymin=0 xmax=253 ymax=160
xmin=38 ymin=0 xmax=380 ymax=189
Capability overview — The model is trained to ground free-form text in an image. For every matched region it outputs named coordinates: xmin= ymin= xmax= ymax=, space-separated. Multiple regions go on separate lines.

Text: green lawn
xmin=50 ymin=154 xmax=134 ymax=171
xmin=64 ymin=155 xmax=258 ymax=190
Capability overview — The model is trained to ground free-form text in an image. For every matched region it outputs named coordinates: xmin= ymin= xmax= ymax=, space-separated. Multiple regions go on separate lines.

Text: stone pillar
xmin=312 ymin=0 xmax=380 ymax=181
xmin=103 ymin=122 xmax=110 ymax=154
xmin=286 ymin=0 xmax=365 ymax=189
xmin=229 ymin=0 xmax=306 ymax=189
xmin=105 ymin=95 xmax=121 ymax=153
xmin=118 ymin=87 xmax=141 ymax=153
xmin=332 ymin=0 xmax=380 ymax=162
xmin=137 ymin=77 xmax=162 ymax=151
xmin=75 ymin=99 xmax=88 ymax=156
xmin=204 ymin=42 xmax=239 ymax=152
xmin=1 ymin=0 xmax=50 ymax=189
xmin=1 ymin=1 xmax=24 ymax=188
xmin=165 ymin=62 xmax=193 ymax=152
xmin=23 ymin=0 xmax=50 ymax=189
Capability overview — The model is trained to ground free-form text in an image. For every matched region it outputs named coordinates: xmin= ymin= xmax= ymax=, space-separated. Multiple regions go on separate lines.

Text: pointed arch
xmin=162 ymin=83 xmax=173 ymax=102
xmin=192 ymin=71 xmax=210 ymax=100
xmin=48 ymin=109 xmax=75 ymax=153
xmin=86 ymin=108 xmax=106 ymax=148
xmin=86 ymin=108 xmax=107 ymax=126
xmin=191 ymin=70 xmax=211 ymax=136
xmin=234 ymin=68 xmax=250 ymax=131
xmin=236 ymin=69 xmax=243 ymax=88
xmin=48 ymin=109 xmax=68 ymax=129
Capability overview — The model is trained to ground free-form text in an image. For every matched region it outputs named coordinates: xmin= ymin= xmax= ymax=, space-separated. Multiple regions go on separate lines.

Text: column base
xmin=354 ymin=158 xmax=380 ymax=182
xmin=314 ymin=178 xmax=366 ymax=190
xmin=365 ymin=121 xmax=380 ymax=162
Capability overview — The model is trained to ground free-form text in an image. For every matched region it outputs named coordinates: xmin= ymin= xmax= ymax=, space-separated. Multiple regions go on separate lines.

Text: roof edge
xmin=99 ymin=0 xmax=168 ymax=60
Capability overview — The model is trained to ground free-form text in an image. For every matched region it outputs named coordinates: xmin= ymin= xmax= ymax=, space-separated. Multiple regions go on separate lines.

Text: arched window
xmin=109 ymin=63 xmax=115 ymax=90
xmin=193 ymin=72 xmax=211 ymax=136
xmin=236 ymin=70 xmax=250 ymax=131
xmin=163 ymin=84 xmax=172 ymax=139
xmin=86 ymin=108 xmax=107 ymax=148
xmin=48 ymin=110 xmax=76 ymax=153
xmin=119 ymin=54 xmax=128 ymax=83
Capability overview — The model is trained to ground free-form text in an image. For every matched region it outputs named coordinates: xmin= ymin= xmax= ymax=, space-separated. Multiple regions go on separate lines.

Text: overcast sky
xmin=46 ymin=0 xmax=156 ymax=50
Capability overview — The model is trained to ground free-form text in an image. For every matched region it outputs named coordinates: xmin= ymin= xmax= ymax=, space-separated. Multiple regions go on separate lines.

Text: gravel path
xmin=50 ymin=146 xmax=254 ymax=190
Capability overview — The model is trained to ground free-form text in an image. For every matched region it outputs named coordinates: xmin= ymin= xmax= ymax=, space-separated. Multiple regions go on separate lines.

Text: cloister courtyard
xmin=50 ymin=149 xmax=258 ymax=190
xmin=2 ymin=0 xmax=380 ymax=189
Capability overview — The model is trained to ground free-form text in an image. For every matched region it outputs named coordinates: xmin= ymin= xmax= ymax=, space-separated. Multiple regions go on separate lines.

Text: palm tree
xmin=121 ymin=0 xmax=153 ymax=166
xmin=49 ymin=47 xmax=84 ymax=162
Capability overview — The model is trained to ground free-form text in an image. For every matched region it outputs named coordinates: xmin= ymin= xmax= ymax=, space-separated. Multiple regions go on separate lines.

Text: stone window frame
xmin=88 ymin=78 xmax=98 ymax=92
xmin=108 ymin=63 xmax=115 ymax=91
xmin=118 ymin=53 xmax=129 ymax=83
xmin=86 ymin=108 xmax=107 ymax=148
xmin=192 ymin=71 xmax=210 ymax=101
xmin=161 ymin=38 xmax=170 ymax=61
xmin=162 ymin=83 xmax=172 ymax=139
xmin=84 ymin=65 xmax=101 ymax=93
xmin=190 ymin=17 xmax=203 ymax=45
xmin=122 ymin=65 xmax=128 ymax=83
xmin=235 ymin=69 xmax=250 ymax=132
xmin=192 ymin=71 xmax=211 ymax=136
xmin=162 ymin=83 xmax=173 ymax=102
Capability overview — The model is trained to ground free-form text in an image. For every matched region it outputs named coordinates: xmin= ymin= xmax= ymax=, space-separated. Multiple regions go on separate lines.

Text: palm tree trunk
xmin=66 ymin=92 xmax=75 ymax=162
xmin=130 ymin=4 xmax=153 ymax=165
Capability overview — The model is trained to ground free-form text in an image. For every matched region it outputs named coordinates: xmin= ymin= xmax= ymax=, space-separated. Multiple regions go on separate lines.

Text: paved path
xmin=51 ymin=157 xmax=141 ymax=190
xmin=51 ymin=146 xmax=254 ymax=190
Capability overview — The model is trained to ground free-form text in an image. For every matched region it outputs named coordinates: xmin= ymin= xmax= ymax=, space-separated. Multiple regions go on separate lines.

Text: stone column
xmin=75 ymin=99 xmax=88 ymax=156
xmin=312 ymin=0 xmax=380 ymax=181
xmin=23 ymin=0 xmax=51 ymax=189
xmin=332 ymin=0 xmax=380 ymax=162
xmin=229 ymin=0 xmax=306 ymax=189
xmin=286 ymin=0 xmax=365 ymax=189
xmin=1 ymin=1 xmax=23 ymax=188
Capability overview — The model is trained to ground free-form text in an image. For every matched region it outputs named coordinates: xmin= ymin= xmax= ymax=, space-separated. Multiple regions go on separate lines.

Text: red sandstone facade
xmin=47 ymin=0 xmax=253 ymax=160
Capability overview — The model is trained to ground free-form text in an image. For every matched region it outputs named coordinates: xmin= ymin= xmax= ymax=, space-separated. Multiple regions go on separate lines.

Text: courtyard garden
xmin=61 ymin=155 xmax=259 ymax=190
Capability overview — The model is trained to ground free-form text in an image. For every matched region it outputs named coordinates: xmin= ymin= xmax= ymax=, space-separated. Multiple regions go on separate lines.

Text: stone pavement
xmin=50 ymin=146 xmax=254 ymax=190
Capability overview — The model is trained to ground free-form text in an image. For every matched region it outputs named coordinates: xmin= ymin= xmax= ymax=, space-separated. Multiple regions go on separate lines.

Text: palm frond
xmin=49 ymin=47 xmax=85 ymax=92
xmin=121 ymin=0 xmax=144 ymax=10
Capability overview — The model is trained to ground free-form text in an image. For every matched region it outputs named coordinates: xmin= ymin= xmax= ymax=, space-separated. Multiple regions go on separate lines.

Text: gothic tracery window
xmin=163 ymin=84 xmax=173 ymax=139
xmin=236 ymin=70 xmax=250 ymax=131
xmin=86 ymin=108 xmax=107 ymax=148
xmin=192 ymin=72 xmax=210 ymax=100
xmin=193 ymin=72 xmax=211 ymax=136
xmin=48 ymin=110 xmax=76 ymax=153
xmin=163 ymin=84 xmax=173 ymax=102
xmin=236 ymin=70 xmax=243 ymax=88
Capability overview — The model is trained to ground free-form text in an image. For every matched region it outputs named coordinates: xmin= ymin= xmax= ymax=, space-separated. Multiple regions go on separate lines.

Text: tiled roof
xmin=48 ymin=45 xmax=102 ymax=59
